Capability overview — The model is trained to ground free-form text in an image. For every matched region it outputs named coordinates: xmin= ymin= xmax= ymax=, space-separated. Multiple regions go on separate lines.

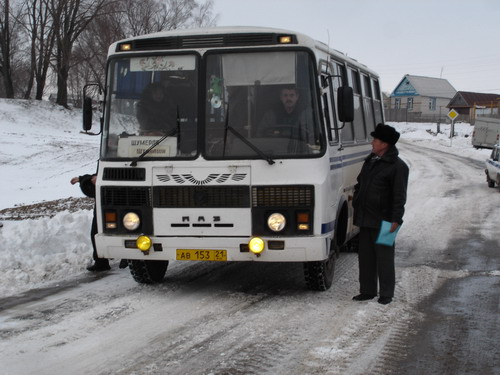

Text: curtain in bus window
xmin=221 ymin=52 xmax=296 ymax=86
xmin=115 ymin=60 xmax=152 ymax=100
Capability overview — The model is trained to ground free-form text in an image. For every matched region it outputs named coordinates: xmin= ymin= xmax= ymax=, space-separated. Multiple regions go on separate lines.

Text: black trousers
xmin=358 ymin=227 xmax=395 ymax=298
xmin=91 ymin=209 xmax=108 ymax=264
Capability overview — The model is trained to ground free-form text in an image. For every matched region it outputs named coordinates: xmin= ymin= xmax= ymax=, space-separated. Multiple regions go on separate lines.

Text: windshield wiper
xmin=130 ymin=107 xmax=181 ymax=167
xmin=223 ymin=108 xmax=275 ymax=165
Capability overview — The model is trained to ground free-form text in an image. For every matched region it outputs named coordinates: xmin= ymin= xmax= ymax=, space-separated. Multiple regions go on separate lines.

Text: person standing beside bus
xmin=352 ymin=123 xmax=409 ymax=305
xmin=71 ymin=174 xmax=111 ymax=272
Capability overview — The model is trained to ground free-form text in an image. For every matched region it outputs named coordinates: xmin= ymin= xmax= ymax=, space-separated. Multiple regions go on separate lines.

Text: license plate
xmin=176 ymin=249 xmax=227 ymax=261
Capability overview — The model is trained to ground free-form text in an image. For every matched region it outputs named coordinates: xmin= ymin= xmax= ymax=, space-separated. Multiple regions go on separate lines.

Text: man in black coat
xmin=352 ymin=123 xmax=409 ymax=305
xmin=71 ymin=174 xmax=110 ymax=272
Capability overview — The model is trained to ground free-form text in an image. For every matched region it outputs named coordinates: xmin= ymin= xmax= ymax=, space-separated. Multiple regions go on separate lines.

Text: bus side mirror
xmin=337 ymin=86 xmax=354 ymax=123
xmin=82 ymin=83 xmax=103 ymax=135
xmin=83 ymin=96 xmax=93 ymax=131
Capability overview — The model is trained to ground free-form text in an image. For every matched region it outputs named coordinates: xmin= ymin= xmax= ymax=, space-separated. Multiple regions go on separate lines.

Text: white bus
xmin=83 ymin=27 xmax=384 ymax=290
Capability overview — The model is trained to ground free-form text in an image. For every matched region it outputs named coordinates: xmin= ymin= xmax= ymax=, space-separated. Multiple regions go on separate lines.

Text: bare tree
xmin=49 ymin=0 xmax=108 ymax=108
xmin=0 ymin=0 xmax=15 ymax=97
xmin=122 ymin=0 xmax=217 ymax=36
xmin=71 ymin=1 xmax=124 ymax=100
xmin=20 ymin=0 xmax=56 ymax=99
xmin=190 ymin=0 xmax=217 ymax=28
xmin=122 ymin=0 xmax=167 ymax=36
xmin=162 ymin=0 xmax=197 ymax=30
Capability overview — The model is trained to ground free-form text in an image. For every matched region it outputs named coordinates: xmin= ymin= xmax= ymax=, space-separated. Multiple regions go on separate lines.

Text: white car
xmin=485 ymin=144 xmax=500 ymax=189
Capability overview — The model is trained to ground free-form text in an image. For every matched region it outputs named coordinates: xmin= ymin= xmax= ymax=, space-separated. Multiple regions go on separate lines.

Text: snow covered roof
xmin=391 ymin=74 xmax=456 ymax=98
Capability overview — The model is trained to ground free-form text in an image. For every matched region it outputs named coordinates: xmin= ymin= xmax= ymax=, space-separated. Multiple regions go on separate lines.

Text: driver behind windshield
xmin=258 ymin=85 xmax=313 ymax=140
xmin=136 ymin=82 xmax=176 ymax=136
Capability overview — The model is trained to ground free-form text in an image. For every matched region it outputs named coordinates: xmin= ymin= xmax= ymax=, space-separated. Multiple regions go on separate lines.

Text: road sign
xmin=447 ymin=109 xmax=459 ymax=121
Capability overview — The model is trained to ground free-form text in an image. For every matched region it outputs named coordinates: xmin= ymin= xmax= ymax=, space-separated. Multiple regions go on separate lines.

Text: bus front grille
xmin=101 ymin=187 xmax=151 ymax=207
xmin=252 ymin=185 xmax=314 ymax=208
xmin=103 ymin=168 xmax=146 ymax=181
xmin=154 ymin=186 xmax=250 ymax=208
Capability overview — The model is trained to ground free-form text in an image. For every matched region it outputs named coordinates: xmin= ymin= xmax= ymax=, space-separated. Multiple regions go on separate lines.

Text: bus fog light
xmin=267 ymin=213 xmax=286 ymax=232
xmin=248 ymin=237 xmax=265 ymax=254
xmin=123 ymin=212 xmax=140 ymax=231
xmin=136 ymin=235 xmax=152 ymax=252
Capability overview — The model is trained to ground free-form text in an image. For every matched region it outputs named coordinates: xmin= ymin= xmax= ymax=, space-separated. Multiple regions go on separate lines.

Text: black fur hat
xmin=370 ymin=123 xmax=400 ymax=145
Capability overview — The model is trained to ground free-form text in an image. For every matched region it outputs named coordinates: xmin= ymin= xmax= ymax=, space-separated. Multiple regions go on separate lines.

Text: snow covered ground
xmin=0 ymin=98 xmax=492 ymax=298
xmin=1 ymin=99 xmax=498 ymax=375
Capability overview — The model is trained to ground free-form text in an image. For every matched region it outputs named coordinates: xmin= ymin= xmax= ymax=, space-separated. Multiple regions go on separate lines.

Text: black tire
xmin=487 ymin=178 xmax=495 ymax=188
xmin=128 ymin=260 xmax=168 ymax=284
xmin=303 ymin=249 xmax=336 ymax=291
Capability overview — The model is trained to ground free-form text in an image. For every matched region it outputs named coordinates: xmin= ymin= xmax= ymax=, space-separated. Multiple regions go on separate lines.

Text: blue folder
xmin=375 ymin=220 xmax=401 ymax=246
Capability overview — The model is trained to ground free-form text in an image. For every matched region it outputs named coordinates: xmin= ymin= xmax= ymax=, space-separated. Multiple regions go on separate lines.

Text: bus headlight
xmin=267 ymin=213 xmax=286 ymax=232
xmin=123 ymin=212 xmax=140 ymax=231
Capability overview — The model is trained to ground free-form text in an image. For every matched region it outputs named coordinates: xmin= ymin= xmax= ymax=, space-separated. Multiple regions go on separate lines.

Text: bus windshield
xmin=103 ymin=54 xmax=199 ymax=160
xmin=205 ymin=50 xmax=323 ymax=159
xmin=102 ymin=50 xmax=323 ymax=160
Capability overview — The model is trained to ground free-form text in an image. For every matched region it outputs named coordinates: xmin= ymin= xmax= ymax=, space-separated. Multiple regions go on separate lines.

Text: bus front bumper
xmin=95 ymin=234 xmax=330 ymax=263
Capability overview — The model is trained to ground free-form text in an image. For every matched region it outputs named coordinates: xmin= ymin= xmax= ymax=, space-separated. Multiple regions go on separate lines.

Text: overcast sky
xmin=212 ymin=0 xmax=500 ymax=95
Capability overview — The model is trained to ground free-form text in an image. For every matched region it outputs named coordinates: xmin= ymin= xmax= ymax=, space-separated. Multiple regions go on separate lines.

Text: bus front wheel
xmin=128 ymin=260 xmax=168 ymax=284
xmin=303 ymin=250 xmax=336 ymax=291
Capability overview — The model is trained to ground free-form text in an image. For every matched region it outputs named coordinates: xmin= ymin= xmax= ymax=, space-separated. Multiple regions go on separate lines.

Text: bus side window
xmin=340 ymin=68 xmax=358 ymax=143
xmin=322 ymin=92 xmax=332 ymax=142
xmin=372 ymin=78 xmax=383 ymax=127
xmin=328 ymin=63 xmax=343 ymax=142
xmin=361 ymin=73 xmax=375 ymax=141
xmin=351 ymin=69 xmax=367 ymax=143
xmin=319 ymin=60 xmax=339 ymax=143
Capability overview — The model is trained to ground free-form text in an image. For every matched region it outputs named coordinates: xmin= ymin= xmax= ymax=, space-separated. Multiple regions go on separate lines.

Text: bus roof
xmin=109 ymin=26 xmax=377 ymax=77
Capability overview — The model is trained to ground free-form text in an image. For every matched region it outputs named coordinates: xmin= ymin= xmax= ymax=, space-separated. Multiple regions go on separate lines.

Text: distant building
xmin=447 ymin=91 xmax=500 ymax=123
xmin=387 ymin=74 xmax=456 ymax=122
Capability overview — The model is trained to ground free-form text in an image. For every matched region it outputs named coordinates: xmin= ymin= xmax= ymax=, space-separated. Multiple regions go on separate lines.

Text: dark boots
xmin=86 ymin=259 xmax=110 ymax=272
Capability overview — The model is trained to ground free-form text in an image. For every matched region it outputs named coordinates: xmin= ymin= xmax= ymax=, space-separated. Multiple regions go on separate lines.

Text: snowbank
xmin=0 ymin=210 xmax=93 ymax=297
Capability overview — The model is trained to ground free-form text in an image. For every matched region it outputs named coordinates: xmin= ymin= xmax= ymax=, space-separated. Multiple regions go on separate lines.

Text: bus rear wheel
xmin=128 ymin=260 xmax=168 ymax=284
xmin=303 ymin=249 xmax=336 ymax=291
